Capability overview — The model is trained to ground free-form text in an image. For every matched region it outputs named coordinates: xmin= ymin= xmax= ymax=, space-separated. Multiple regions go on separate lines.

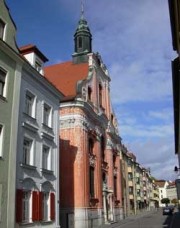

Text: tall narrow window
xmin=0 ymin=68 xmax=6 ymax=97
xmin=88 ymin=138 xmax=94 ymax=154
xmin=42 ymin=192 xmax=49 ymax=221
xmin=99 ymin=84 xmax=102 ymax=107
xmin=89 ymin=166 xmax=95 ymax=198
xmin=25 ymin=91 xmax=35 ymax=117
xmin=22 ymin=191 xmax=31 ymax=223
xmin=87 ymin=86 xmax=92 ymax=101
xmin=0 ymin=124 xmax=3 ymax=157
xmin=114 ymin=176 xmax=117 ymax=198
xmin=23 ymin=138 xmax=33 ymax=165
xmin=43 ymin=103 xmax=51 ymax=127
xmin=0 ymin=19 xmax=5 ymax=40
xmin=42 ymin=145 xmax=51 ymax=170
xmin=102 ymin=172 xmax=107 ymax=186
xmin=101 ymin=136 xmax=105 ymax=161
xmin=129 ymin=187 xmax=133 ymax=194
xmin=78 ymin=37 xmax=82 ymax=48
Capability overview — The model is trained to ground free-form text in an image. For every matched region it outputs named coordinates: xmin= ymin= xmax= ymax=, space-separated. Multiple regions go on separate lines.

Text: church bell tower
xmin=72 ymin=2 xmax=92 ymax=63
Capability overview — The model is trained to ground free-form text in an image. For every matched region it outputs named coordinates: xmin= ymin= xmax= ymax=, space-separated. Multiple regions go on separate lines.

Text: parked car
xmin=162 ymin=206 xmax=173 ymax=215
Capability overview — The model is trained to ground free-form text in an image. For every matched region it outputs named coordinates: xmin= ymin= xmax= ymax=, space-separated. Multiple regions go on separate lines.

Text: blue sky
xmin=6 ymin=0 xmax=178 ymax=180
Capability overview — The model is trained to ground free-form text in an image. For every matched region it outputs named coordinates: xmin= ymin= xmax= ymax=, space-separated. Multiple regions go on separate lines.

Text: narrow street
xmin=101 ymin=209 xmax=180 ymax=228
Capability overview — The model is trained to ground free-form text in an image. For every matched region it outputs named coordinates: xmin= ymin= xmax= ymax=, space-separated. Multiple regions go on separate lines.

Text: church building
xmin=44 ymin=9 xmax=123 ymax=228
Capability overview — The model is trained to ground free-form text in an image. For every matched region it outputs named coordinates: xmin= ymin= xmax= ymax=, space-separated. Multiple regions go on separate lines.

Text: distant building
xmin=120 ymin=147 xmax=157 ymax=216
xmin=155 ymin=180 xmax=169 ymax=207
xmin=166 ymin=181 xmax=178 ymax=203
xmin=44 ymin=11 xmax=123 ymax=227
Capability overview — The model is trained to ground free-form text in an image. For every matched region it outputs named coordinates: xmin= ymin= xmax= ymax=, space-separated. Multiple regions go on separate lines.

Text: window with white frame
xmin=43 ymin=103 xmax=52 ymax=127
xmin=0 ymin=124 xmax=3 ymax=157
xmin=23 ymin=138 xmax=33 ymax=165
xmin=0 ymin=19 xmax=5 ymax=40
xmin=25 ymin=91 xmax=36 ymax=117
xmin=42 ymin=192 xmax=50 ymax=221
xmin=42 ymin=145 xmax=51 ymax=170
xmin=22 ymin=191 xmax=31 ymax=223
xmin=0 ymin=68 xmax=6 ymax=97
xmin=35 ymin=60 xmax=42 ymax=73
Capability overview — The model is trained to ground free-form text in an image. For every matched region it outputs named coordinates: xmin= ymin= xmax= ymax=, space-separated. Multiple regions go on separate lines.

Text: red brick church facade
xmin=44 ymin=12 xmax=123 ymax=228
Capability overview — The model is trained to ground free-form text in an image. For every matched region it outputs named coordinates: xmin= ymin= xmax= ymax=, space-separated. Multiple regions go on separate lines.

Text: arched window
xmin=16 ymin=178 xmax=36 ymax=223
xmin=41 ymin=182 xmax=55 ymax=221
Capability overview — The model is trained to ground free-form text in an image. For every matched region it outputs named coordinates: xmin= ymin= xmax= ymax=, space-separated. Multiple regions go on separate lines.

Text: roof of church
xmin=44 ymin=61 xmax=89 ymax=98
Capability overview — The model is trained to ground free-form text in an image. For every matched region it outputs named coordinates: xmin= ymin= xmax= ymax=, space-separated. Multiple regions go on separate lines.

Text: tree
xmin=171 ymin=198 xmax=178 ymax=205
xmin=161 ymin=198 xmax=170 ymax=206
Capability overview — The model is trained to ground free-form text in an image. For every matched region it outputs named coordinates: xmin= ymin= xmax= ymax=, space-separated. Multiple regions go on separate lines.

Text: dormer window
xmin=0 ymin=19 xmax=5 ymax=40
xmin=19 ymin=45 xmax=48 ymax=74
xmin=35 ymin=60 xmax=42 ymax=73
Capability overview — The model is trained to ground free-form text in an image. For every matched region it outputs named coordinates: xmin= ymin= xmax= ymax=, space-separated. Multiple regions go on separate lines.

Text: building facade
xmin=0 ymin=1 xmax=22 ymax=227
xmin=155 ymin=180 xmax=169 ymax=207
xmin=168 ymin=0 xmax=180 ymax=200
xmin=44 ymin=13 xmax=123 ymax=228
xmin=1 ymin=1 xmax=64 ymax=227
xmin=15 ymin=45 xmax=63 ymax=228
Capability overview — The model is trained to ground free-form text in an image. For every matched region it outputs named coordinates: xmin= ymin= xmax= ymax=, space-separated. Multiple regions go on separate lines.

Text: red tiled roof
xmin=155 ymin=180 xmax=166 ymax=188
xmin=44 ymin=61 xmax=89 ymax=97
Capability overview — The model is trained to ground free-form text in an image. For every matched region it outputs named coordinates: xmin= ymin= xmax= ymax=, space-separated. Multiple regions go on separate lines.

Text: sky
xmin=6 ymin=0 xmax=178 ymax=180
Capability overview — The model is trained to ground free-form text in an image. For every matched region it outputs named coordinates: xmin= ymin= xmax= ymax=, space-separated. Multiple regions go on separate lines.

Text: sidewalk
xmin=100 ymin=210 xmax=180 ymax=228
xmin=99 ymin=210 xmax=156 ymax=228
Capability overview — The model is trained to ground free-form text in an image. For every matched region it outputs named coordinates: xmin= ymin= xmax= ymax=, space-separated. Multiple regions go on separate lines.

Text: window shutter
xmin=38 ymin=191 xmax=43 ymax=221
xmin=16 ymin=189 xmax=23 ymax=223
xmin=32 ymin=191 xmax=38 ymax=221
xmin=50 ymin=192 xmax=55 ymax=220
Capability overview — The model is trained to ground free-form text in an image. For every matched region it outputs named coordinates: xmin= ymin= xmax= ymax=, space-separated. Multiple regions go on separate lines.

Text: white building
xmin=155 ymin=180 xmax=169 ymax=207
xmin=15 ymin=45 xmax=63 ymax=228
xmin=166 ymin=182 xmax=178 ymax=203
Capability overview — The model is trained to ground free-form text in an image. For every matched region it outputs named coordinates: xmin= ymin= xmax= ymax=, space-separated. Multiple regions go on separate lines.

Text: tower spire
xmin=72 ymin=0 xmax=92 ymax=63
xmin=81 ymin=0 xmax=84 ymax=19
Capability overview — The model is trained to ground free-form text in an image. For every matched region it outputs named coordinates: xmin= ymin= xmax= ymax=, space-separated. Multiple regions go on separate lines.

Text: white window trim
xmin=22 ymin=190 xmax=32 ymax=223
xmin=42 ymin=102 xmax=52 ymax=128
xmin=0 ymin=17 xmax=7 ymax=41
xmin=25 ymin=90 xmax=36 ymax=118
xmin=0 ymin=67 xmax=8 ymax=98
xmin=42 ymin=191 xmax=50 ymax=221
xmin=23 ymin=136 xmax=34 ymax=166
xmin=42 ymin=144 xmax=52 ymax=171
xmin=0 ymin=124 xmax=4 ymax=158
